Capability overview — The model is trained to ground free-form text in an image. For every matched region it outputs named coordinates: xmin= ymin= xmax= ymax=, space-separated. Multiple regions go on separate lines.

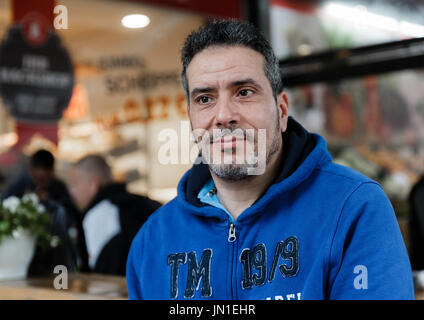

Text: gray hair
xmin=181 ymin=19 xmax=283 ymax=104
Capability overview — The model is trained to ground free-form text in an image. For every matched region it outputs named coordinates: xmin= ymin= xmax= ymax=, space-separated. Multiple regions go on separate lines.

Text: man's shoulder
xmin=316 ymin=160 xmax=376 ymax=185
xmin=314 ymin=161 xmax=395 ymax=227
xmin=307 ymin=160 xmax=387 ymax=207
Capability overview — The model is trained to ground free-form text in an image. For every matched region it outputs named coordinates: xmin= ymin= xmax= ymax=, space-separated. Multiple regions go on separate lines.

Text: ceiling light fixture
xmin=121 ymin=14 xmax=150 ymax=29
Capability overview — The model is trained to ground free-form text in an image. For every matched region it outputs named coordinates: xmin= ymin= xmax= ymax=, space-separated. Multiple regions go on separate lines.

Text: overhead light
xmin=297 ymin=43 xmax=312 ymax=56
xmin=121 ymin=14 xmax=150 ymax=29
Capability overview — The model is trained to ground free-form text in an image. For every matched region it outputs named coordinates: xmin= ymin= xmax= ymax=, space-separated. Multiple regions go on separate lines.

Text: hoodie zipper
xmin=205 ymin=184 xmax=238 ymax=298
xmin=227 ymin=220 xmax=237 ymax=299
xmin=228 ymin=223 xmax=236 ymax=242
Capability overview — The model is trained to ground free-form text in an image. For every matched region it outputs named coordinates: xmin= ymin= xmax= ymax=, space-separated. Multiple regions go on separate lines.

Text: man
xmin=126 ymin=19 xmax=414 ymax=299
xmin=2 ymin=149 xmax=70 ymax=202
xmin=69 ymin=154 xmax=161 ymax=275
xmin=2 ymin=149 xmax=79 ymax=276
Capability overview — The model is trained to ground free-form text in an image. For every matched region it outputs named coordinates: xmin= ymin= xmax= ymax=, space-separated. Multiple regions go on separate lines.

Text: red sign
xmin=271 ymin=0 xmax=317 ymax=13
xmin=19 ymin=12 xmax=51 ymax=46
xmin=10 ymin=0 xmax=60 ymax=148
xmin=15 ymin=122 xmax=58 ymax=149
xmin=131 ymin=0 xmax=242 ymax=19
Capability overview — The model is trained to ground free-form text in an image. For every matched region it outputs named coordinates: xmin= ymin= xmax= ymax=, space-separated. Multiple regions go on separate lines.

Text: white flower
xmin=22 ymin=193 xmax=39 ymax=205
xmin=12 ymin=229 xmax=21 ymax=239
xmin=50 ymin=236 xmax=60 ymax=248
xmin=2 ymin=196 xmax=20 ymax=214
xmin=36 ymin=204 xmax=46 ymax=213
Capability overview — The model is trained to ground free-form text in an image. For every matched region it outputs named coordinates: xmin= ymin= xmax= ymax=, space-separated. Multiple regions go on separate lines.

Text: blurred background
xmin=0 ymin=0 xmax=424 ymax=298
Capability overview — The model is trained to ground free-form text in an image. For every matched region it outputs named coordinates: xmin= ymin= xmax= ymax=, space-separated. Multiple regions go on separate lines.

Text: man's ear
xmin=277 ymin=91 xmax=290 ymax=132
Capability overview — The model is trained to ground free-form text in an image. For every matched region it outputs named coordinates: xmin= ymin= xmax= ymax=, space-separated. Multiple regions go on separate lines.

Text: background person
xmin=69 ymin=154 xmax=161 ymax=275
xmin=1 ymin=149 xmax=80 ymax=276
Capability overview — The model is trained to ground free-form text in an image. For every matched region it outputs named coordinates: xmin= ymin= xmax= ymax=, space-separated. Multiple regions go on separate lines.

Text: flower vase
xmin=0 ymin=230 xmax=37 ymax=280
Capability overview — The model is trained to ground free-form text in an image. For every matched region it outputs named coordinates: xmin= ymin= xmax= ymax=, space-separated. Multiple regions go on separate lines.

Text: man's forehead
xmin=186 ymin=45 xmax=267 ymax=86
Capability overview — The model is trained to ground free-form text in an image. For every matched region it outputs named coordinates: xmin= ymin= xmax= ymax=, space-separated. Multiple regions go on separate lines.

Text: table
xmin=0 ymin=273 xmax=128 ymax=300
xmin=416 ymin=290 xmax=424 ymax=300
xmin=0 ymin=274 xmax=420 ymax=299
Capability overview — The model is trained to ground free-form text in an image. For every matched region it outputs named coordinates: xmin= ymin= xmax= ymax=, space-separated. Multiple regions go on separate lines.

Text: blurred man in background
xmin=1 ymin=149 xmax=80 ymax=276
xmin=2 ymin=149 xmax=69 ymax=202
xmin=69 ymin=154 xmax=161 ymax=275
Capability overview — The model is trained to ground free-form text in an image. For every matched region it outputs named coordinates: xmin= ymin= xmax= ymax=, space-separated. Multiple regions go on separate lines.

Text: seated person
xmin=69 ymin=154 xmax=161 ymax=275
xmin=1 ymin=149 xmax=81 ymax=276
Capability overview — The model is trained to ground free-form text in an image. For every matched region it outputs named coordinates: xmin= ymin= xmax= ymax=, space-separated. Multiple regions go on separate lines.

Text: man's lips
xmin=212 ymin=136 xmax=246 ymax=150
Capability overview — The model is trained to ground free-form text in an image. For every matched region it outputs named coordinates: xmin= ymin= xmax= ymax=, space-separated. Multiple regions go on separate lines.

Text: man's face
xmin=186 ymin=45 xmax=289 ymax=180
xmin=29 ymin=166 xmax=54 ymax=190
xmin=68 ymin=167 xmax=98 ymax=211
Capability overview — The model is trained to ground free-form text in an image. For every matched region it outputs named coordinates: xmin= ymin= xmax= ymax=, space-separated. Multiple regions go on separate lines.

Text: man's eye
xmin=239 ymin=89 xmax=253 ymax=97
xmin=198 ymin=96 xmax=211 ymax=104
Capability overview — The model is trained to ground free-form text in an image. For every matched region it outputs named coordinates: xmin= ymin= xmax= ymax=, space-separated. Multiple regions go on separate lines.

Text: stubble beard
xmin=203 ymin=118 xmax=282 ymax=182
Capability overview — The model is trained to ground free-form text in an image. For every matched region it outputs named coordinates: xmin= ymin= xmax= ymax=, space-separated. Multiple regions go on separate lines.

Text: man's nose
xmin=214 ymin=97 xmax=239 ymax=128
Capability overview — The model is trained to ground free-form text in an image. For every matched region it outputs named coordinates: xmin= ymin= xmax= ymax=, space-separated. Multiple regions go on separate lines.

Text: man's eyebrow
xmin=230 ymin=78 xmax=262 ymax=89
xmin=190 ymin=78 xmax=262 ymax=99
xmin=190 ymin=87 xmax=216 ymax=99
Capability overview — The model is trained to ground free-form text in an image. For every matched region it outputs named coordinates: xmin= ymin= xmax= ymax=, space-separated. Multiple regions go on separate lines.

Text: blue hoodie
xmin=126 ymin=117 xmax=414 ymax=300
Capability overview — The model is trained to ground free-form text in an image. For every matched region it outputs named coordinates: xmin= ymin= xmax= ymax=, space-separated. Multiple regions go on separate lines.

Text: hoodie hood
xmin=176 ymin=117 xmax=332 ymax=223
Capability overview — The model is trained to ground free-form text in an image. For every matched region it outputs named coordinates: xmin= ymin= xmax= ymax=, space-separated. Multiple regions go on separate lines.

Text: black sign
xmin=0 ymin=24 xmax=74 ymax=122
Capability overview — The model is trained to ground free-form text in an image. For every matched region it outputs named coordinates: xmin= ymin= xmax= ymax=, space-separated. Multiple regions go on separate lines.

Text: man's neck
xmin=212 ymin=146 xmax=283 ymax=221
